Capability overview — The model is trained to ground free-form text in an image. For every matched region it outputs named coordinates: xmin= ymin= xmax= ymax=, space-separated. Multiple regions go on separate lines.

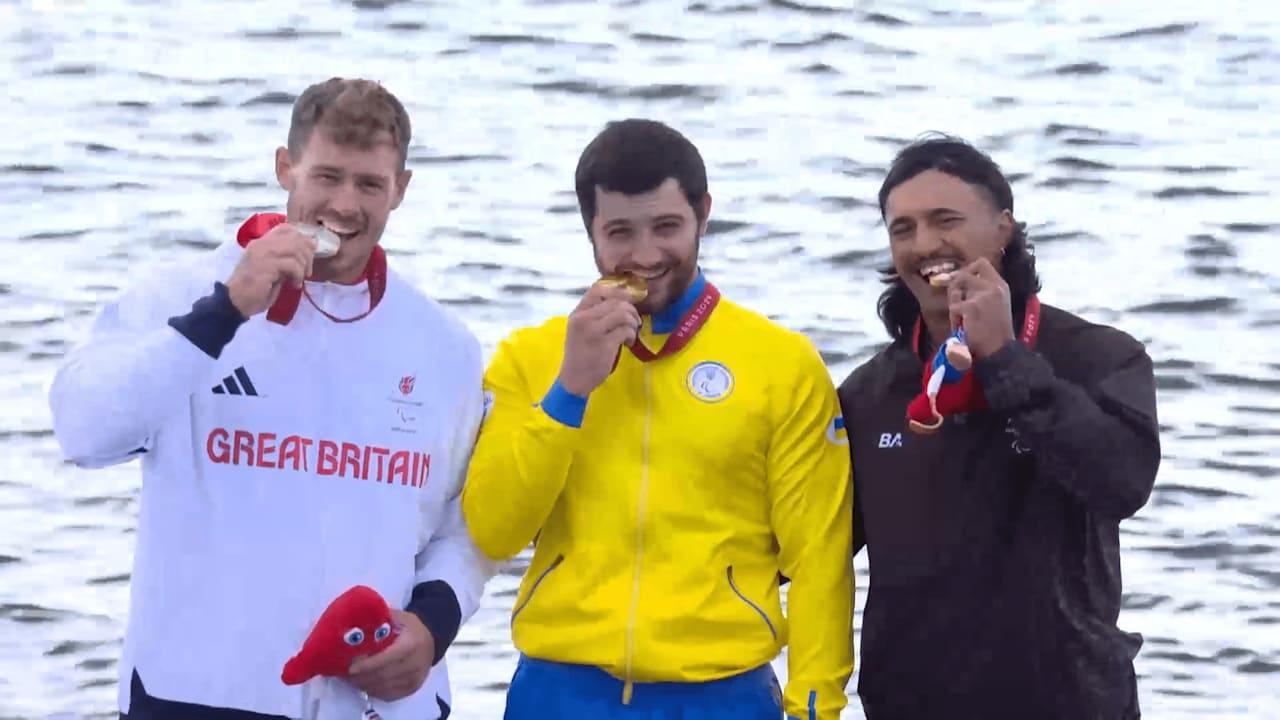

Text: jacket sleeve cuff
xmin=166 ymin=282 xmax=247 ymax=359
xmin=539 ymin=379 xmax=588 ymax=428
xmin=406 ymin=579 xmax=462 ymax=666
xmin=973 ymin=340 xmax=1055 ymax=413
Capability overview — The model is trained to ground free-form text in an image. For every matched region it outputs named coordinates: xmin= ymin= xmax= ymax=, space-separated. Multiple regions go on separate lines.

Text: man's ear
xmin=275 ymin=146 xmax=294 ymax=192
xmin=390 ymin=169 xmax=412 ymax=210
xmin=698 ymin=192 xmax=713 ymax=236
xmin=997 ymin=208 xmax=1014 ymax=248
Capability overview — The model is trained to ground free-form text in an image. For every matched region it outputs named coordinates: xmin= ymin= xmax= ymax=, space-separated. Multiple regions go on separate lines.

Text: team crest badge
xmin=686 ymin=361 xmax=734 ymax=403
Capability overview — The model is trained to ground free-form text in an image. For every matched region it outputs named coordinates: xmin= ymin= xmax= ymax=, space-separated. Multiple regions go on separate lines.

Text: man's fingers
xmin=260 ymin=229 xmax=316 ymax=258
xmin=962 ymin=257 xmax=1008 ymax=296
xmin=578 ymin=283 xmax=634 ymax=310
xmin=606 ymin=325 xmax=638 ymax=349
xmin=265 ymin=281 xmax=283 ymax=310
xmin=947 ymin=274 xmax=968 ymax=307
xmin=581 ymin=299 xmax=640 ymax=329
xmin=576 ymin=298 xmax=618 ymax=322
xmin=966 ymin=256 xmax=1002 ymax=281
xmin=592 ymin=301 xmax=640 ymax=345
xmin=357 ymin=659 xmax=423 ymax=701
xmin=273 ymin=257 xmax=308 ymax=289
xmin=349 ymin=639 xmax=410 ymax=677
xmin=603 ymin=319 xmax=639 ymax=348
xmin=950 ymin=298 xmax=979 ymax=332
xmin=369 ymin=670 xmax=421 ymax=700
xmin=259 ymin=231 xmax=318 ymax=281
xmin=369 ymin=686 xmax=412 ymax=703
xmin=609 ymin=303 xmax=641 ymax=330
xmin=248 ymin=240 xmax=311 ymax=288
xmin=574 ymin=285 xmax=604 ymax=311
xmin=594 ymin=285 xmax=637 ymax=307
xmin=569 ymin=299 xmax=643 ymax=350
xmin=948 ymin=277 xmax=969 ymax=331
xmin=287 ymin=238 xmax=316 ymax=279
xmin=604 ymin=305 xmax=642 ymax=338
xmin=347 ymin=655 xmax=388 ymax=680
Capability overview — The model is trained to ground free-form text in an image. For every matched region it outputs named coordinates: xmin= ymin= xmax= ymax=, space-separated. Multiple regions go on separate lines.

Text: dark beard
xmin=636 ymin=232 xmax=700 ymax=316
xmin=594 ymin=232 xmax=701 ymax=316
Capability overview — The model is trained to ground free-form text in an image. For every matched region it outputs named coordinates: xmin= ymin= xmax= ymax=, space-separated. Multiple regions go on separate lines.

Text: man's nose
xmin=627 ymin=228 xmax=664 ymax=267
xmin=327 ymin=181 xmax=361 ymax=216
xmin=913 ymin=225 xmax=949 ymax=257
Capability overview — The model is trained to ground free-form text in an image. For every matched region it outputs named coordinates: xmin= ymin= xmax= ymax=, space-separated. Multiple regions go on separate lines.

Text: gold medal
xmin=596 ymin=273 xmax=648 ymax=302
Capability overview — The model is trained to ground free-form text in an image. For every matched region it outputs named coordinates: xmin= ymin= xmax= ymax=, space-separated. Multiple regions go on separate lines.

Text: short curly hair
xmin=286 ymin=77 xmax=411 ymax=170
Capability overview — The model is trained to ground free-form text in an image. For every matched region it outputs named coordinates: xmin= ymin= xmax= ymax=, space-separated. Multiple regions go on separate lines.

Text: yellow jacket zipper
xmin=622 ymin=364 xmax=653 ymax=704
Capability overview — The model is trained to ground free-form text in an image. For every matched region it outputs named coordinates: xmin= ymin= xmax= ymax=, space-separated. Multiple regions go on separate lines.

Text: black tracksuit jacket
xmin=837 ymin=302 xmax=1160 ymax=720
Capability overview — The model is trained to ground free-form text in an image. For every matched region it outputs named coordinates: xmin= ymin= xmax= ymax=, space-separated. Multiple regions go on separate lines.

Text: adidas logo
xmin=212 ymin=366 xmax=259 ymax=397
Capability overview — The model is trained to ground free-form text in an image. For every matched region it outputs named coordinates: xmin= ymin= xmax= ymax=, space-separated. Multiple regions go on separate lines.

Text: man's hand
xmin=347 ymin=610 xmax=437 ymax=702
xmin=225 ymin=223 xmax=319 ymax=318
xmin=947 ymin=257 xmax=1016 ymax=359
xmin=557 ymin=282 xmax=643 ymax=396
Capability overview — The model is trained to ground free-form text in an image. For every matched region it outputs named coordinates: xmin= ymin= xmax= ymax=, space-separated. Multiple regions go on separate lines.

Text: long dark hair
xmin=875 ymin=133 xmax=1042 ymax=343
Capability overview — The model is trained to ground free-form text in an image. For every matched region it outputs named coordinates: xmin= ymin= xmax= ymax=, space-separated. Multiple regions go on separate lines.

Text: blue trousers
xmin=504 ymin=655 xmax=784 ymax=720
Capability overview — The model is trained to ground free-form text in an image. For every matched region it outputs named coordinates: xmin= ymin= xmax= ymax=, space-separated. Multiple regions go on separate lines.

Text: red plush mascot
xmin=281 ymin=585 xmax=399 ymax=686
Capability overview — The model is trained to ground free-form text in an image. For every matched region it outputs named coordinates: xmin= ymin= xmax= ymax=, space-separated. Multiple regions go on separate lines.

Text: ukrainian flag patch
xmin=826 ymin=415 xmax=848 ymax=445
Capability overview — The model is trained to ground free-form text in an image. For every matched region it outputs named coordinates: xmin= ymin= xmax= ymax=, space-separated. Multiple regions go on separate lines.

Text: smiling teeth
xmin=921 ymin=260 xmax=958 ymax=276
xmin=921 ymin=260 xmax=959 ymax=286
xmin=320 ymin=220 xmax=358 ymax=236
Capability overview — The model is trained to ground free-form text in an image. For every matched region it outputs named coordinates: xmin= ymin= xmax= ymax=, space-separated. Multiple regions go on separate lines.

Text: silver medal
xmin=295 ymin=223 xmax=341 ymax=258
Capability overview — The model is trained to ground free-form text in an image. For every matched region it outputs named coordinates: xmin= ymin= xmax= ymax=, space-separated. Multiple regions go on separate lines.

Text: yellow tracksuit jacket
xmin=461 ymin=275 xmax=855 ymax=719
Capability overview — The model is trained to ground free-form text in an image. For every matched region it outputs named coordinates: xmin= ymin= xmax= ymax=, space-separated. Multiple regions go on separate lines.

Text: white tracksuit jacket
xmin=48 ymin=238 xmax=495 ymax=719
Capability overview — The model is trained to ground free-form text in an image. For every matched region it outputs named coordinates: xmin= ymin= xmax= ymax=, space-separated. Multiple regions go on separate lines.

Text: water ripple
xmin=0 ymin=0 xmax=1277 ymax=718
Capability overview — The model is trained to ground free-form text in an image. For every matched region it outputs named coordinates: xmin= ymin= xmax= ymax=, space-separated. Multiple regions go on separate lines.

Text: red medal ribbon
xmin=626 ymin=281 xmax=721 ymax=362
xmin=235 ymin=212 xmax=386 ymax=325
xmin=604 ymin=279 xmax=724 ymax=372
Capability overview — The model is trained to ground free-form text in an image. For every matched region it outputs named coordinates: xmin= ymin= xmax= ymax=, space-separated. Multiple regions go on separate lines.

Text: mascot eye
xmin=374 ymin=622 xmax=392 ymax=642
xmin=343 ymin=627 xmax=365 ymax=646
